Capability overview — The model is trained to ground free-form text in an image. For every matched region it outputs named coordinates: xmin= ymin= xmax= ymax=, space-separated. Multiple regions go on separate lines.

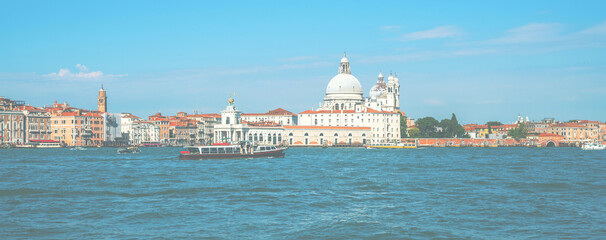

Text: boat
xmin=15 ymin=144 xmax=36 ymax=148
xmin=71 ymin=146 xmax=87 ymax=151
xmin=179 ymin=142 xmax=287 ymax=160
xmin=117 ymin=146 xmax=141 ymax=154
xmin=581 ymin=142 xmax=606 ymax=150
xmin=365 ymin=140 xmax=417 ymax=149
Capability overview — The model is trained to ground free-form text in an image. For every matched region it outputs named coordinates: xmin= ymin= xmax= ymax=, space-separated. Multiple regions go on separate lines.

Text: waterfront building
xmin=20 ymin=106 xmax=52 ymax=143
xmin=0 ymin=111 xmax=25 ymax=144
xmin=130 ymin=121 xmax=160 ymax=145
xmin=213 ymin=97 xmax=248 ymax=143
xmin=102 ymin=112 xmax=124 ymax=145
xmin=283 ymin=125 xmax=369 ymax=146
xmin=148 ymin=113 xmax=170 ymax=143
xmin=187 ymin=114 xmax=220 ymax=145
xmin=463 ymin=124 xmax=489 ymax=139
xmin=245 ymin=121 xmax=285 ymax=146
xmin=298 ymin=54 xmax=402 ymax=144
xmin=120 ymin=113 xmax=142 ymax=142
xmin=169 ymin=118 xmax=198 ymax=146
xmin=545 ymin=122 xmax=600 ymax=145
xmin=242 ymin=108 xmax=297 ymax=125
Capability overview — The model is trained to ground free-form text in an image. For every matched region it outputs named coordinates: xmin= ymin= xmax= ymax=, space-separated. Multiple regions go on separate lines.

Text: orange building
xmin=545 ymin=122 xmax=599 ymax=145
xmin=50 ymin=110 xmax=104 ymax=146
xmin=149 ymin=113 xmax=170 ymax=143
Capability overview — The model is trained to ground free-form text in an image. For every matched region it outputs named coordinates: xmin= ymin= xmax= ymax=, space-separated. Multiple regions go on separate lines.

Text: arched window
xmin=334 ymin=133 xmax=338 ymax=136
xmin=348 ymin=133 xmax=352 ymax=137
xmin=259 ymin=133 xmax=263 ymax=141
xmin=319 ymin=133 xmax=324 ymax=137
xmin=288 ymin=132 xmax=293 ymax=136
xmin=254 ymin=133 xmax=258 ymax=141
xmin=278 ymin=134 xmax=282 ymax=143
xmin=304 ymin=132 xmax=309 ymax=136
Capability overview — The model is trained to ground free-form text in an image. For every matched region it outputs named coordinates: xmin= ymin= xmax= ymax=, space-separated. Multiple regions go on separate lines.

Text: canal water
xmin=1 ymin=147 xmax=605 ymax=239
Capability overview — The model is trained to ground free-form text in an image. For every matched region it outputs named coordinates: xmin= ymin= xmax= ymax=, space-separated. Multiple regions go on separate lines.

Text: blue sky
xmin=1 ymin=0 xmax=605 ymax=124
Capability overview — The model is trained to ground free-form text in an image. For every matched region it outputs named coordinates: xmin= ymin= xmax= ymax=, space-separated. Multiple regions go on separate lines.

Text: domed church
xmin=298 ymin=54 xmax=404 ymax=144
xmin=319 ymin=53 xmax=400 ymax=112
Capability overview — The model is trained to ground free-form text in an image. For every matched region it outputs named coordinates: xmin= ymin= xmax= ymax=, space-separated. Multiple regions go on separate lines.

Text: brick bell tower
xmin=98 ymin=84 xmax=107 ymax=112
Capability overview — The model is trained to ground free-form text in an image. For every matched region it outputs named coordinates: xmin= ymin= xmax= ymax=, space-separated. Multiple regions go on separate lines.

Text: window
xmin=210 ymin=148 xmax=217 ymax=154
xmin=218 ymin=148 xmax=225 ymax=154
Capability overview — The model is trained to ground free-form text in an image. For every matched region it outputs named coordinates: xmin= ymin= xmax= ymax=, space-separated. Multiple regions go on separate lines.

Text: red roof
xmin=539 ymin=133 xmax=564 ymax=138
xmin=188 ymin=113 xmax=221 ymax=118
xmin=243 ymin=108 xmax=296 ymax=116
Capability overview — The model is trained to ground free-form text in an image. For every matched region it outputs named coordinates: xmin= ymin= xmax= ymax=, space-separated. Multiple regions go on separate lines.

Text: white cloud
xmin=45 ymin=64 xmax=125 ymax=80
xmin=578 ymin=21 xmax=606 ymax=35
xmin=394 ymin=25 xmax=462 ymax=41
xmin=488 ymin=23 xmax=563 ymax=44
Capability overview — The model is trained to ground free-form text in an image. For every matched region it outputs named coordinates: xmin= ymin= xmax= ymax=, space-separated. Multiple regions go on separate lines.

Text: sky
xmin=1 ymin=0 xmax=605 ymax=124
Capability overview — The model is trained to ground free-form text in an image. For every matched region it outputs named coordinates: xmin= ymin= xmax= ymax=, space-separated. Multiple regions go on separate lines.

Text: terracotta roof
xmin=243 ymin=108 xmax=296 ymax=116
xmin=284 ymin=125 xmax=371 ymax=130
xmin=188 ymin=114 xmax=221 ymax=118
xmin=539 ymin=133 xmax=564 ymax=138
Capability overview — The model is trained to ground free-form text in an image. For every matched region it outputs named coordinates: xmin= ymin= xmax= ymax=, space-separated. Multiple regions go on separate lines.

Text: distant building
xmin=545 ymin=122 xmax=600 ymax=144
xmin=0 ymin=111 xmax=25 ymax=144
xmin=298 ymin=54 xmax=402 ymax=144
xmin=242 ymin=108 xmax=297 ymax=125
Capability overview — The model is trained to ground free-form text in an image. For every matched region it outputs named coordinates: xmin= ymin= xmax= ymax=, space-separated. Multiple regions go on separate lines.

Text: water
xmin=1 ymin=147 xmax=605 ymax=239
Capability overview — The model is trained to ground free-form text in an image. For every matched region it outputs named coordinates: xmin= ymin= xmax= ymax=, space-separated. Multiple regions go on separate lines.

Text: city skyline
xmin=1 ymin=1 xmax=606 ymax=123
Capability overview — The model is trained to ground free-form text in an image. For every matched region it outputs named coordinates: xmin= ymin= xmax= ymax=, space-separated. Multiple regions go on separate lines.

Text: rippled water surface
xmin=1 ymin=147 xmax=605 ymax=239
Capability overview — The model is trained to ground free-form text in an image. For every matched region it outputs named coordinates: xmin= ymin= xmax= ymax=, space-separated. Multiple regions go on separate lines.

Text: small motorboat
xmin=581 ymin=142 xmax=606 ymax=150
xmin=117 ymin=146 xmax=141 ymax=154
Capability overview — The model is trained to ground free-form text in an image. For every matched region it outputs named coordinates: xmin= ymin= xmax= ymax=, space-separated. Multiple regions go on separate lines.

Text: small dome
xmin=378 ymin=72 xmax=383 ymax=78
xmin=387 ymin=73 xmax=394 ymax=82
xmin=340 ymin=56 xmax=349 ymax=63
xmin=369 ymin=83 xmax=387 ymax=98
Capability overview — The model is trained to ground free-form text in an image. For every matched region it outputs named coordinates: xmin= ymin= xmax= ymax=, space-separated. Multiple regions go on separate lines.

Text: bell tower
xmin=98 ymin=84 xmax=107 ymax=112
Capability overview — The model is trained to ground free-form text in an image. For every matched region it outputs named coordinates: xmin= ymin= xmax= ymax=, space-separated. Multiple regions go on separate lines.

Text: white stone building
xmin=298 ymin=54 xmax=402 ymax=144
xmin=131 ymin=121 xmax=160 ymax=145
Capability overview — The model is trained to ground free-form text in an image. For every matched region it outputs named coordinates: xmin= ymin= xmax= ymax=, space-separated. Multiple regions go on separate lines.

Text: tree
xmin=507 ymin=123 xmax=528 ymax=139
xmin=400 ymin=114 xmax=408 ymax=138
xmin=486 ymin=121 xmax=503 ymax=134
xmin=408 ymin=127 xmax=420 ymax=138
xmin=416 ymin=117 xmax=440 ymax=138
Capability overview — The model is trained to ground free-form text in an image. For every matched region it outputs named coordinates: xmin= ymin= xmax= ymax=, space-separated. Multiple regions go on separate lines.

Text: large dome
xmin=326 ymin=73 xmax=363 ymax=95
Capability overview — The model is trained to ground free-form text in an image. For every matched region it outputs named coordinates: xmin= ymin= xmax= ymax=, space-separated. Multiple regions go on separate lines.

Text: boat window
xmin=201 ymin=148 xmax=210 ymax=154
xmin=210 ymin=148 xmax=217 ymax=154
xmin=234 ymin=147 xmax=240 ymax=153
xmin=226 ymin=147 xmax=234 ymax=154
xmin=188 ymin=148 xmax=200 ymax=154
xmin=271 ymin=146 xmax=276 ymax=150
xmin=218 ymin=148 xmax=225 ymax=154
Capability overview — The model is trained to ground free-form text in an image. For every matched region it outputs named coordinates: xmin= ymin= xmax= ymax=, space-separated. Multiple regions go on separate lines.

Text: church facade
xmin=298 ymin=54 xmax=402 ymax=144
xmin=211 ymin=54 xmax=403 ymax=146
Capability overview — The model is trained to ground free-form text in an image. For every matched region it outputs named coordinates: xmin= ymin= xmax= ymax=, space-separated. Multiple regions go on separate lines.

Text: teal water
xmin=1 ymin=147 xmax=605 ymax=239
